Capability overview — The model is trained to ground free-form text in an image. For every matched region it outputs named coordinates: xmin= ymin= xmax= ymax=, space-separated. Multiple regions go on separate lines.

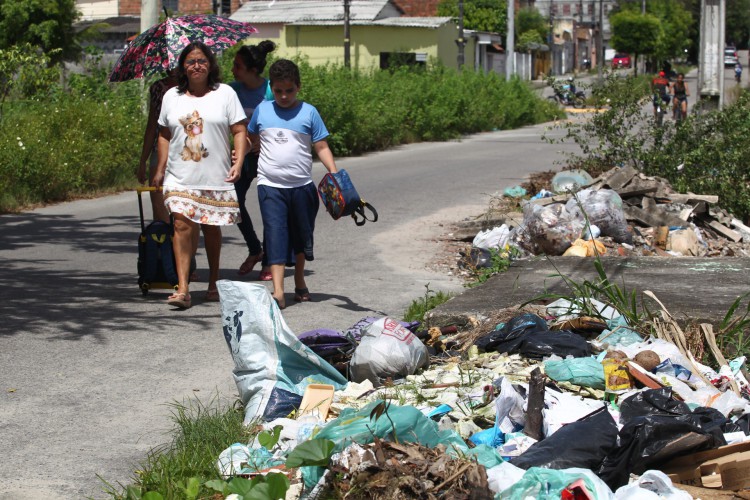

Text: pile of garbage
xmin=214 ymin=280 xmax=750 ymax=499
xmin=456 ymin=166 xmax=750 ymax=272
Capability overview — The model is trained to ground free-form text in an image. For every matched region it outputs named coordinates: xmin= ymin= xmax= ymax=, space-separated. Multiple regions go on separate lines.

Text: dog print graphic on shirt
xmin=179 ymin=110 xmax=209 ymax=162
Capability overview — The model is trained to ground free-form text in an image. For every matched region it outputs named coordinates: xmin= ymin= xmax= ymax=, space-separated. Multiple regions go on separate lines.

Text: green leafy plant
xmin=718 ymin=292 xmax=750 ymax=359
xmin=257 ymin=424 xmax=283 ymax=450
xmin=369 ymin=400 xmax=399 ymax=443
xmin=467 ymin=246 xmax=520 ymax=287
xmin=285 ymin=438 xmax=335 ymax=468
xmin=403 ymin=283 xmax=454 ymax=323
xmin=205 ymin=473 xmax=290 ymax=500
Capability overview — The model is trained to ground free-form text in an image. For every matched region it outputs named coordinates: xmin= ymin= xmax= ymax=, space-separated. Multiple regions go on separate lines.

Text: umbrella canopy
xmin=109 ymin=15 xmax=258 ymax=82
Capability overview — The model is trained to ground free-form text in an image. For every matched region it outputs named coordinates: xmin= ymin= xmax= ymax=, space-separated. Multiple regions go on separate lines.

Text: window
xmin=563 ymin=3 xmax=571 ymax=15
xmin=380 ymin=52 xmax=425 ymax=70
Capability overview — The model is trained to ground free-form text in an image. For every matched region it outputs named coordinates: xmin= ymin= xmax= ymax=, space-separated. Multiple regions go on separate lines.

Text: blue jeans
xmin=234 ymin=153 xmax=263 ymax=257
xmin=258 ymin=182 xmax=319 ymax=265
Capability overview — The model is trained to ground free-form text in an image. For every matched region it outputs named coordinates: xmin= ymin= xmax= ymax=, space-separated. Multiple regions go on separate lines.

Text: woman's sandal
xmin=205 ymin=289 xmax=220 ymax=302
xmin=273 ymin=296 xmax=286 ymax=310
xmin=167 ymin=292 xmax=192 ymax=309
xmin=238 ymin=252 xmax=263 ymax=276
xmin=294 ymin=288 xmax=311 ymax=302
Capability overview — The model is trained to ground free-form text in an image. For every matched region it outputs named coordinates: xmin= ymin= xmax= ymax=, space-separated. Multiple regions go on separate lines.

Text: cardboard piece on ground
xmin=674 ymin=482 xmax=742 ymax=499
xmin=299 ymin=384 xmax=335 ymax=420
xmin=662 ymin=441 xmax=750 ymax=469
xmin=663 ymin=444 xmax=750 ymax=491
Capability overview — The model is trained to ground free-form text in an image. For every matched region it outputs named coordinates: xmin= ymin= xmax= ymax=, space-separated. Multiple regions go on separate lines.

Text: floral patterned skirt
xmin=163 ymin=186 xmax=240 ymax=226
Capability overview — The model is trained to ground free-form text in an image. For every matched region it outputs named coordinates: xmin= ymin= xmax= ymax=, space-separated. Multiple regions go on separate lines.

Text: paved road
xmin=0 ymin=122 xmax=579 ymax=498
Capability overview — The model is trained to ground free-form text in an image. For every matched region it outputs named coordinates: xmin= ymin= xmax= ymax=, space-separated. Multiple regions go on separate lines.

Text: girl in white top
xmin=153 ymin=42 xmax=247 ymax=309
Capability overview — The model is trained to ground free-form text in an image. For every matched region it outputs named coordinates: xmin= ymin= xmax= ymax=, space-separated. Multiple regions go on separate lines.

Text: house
xmin=230 ymin=0 xmax=503 ymax=72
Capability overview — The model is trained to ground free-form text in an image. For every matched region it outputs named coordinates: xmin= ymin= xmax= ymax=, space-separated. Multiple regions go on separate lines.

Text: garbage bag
xmin=218 ymin=280 xmax=347 ymax=423
xmin=500 ymin=467 xmax=614 ymax=500
xmin=473 ymin=224 xmax=511 ymax=251
xmin=494 ymin=376 xmax=527 ymax=433
xmin=544 ymin=357 xmax=606 ymax=389
xmin=516 ymin=202 xmax=585 ymax=255
xmin=565 ymin=188 xmax=632 ymax=244
xmin=512 ymin=408 xmax=618 ymax=471
xmin=349 ymin=316 xmax=429 ymax=385
xmin=618 ymin=388 xmax=692 ymax=425
xmin=478 ymin=313 xmax=592 ymax=359
xmin=343 ymin=316 xmax=420 ymax=341
xmin=598 ymin=412 xmax=727 ymax=489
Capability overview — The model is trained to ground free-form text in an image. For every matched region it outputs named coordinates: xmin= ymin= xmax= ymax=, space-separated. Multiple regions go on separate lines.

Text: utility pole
xmin=506 ymin=0 xmax=515 ymax=78
xmin=141 ymin=0 xmax=158 ymax=34
xmin=344 ymin=0 xmax=351 ymax=68
xmin=456 ymin=0 xmax=465 ymax=69
xmin=597 ymin=0 xmax=603 ymax=80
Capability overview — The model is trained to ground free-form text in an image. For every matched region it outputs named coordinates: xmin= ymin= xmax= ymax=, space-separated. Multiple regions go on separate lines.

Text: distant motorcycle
xmin=548 ymin=81 xmax=586 ymax=108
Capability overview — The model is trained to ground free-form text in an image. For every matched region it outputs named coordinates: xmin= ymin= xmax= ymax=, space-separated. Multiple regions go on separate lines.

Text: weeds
xmin=718 ymin=292 xmax=750 ymax=359
xmin=102 ymin=396 xmax=250 ymax=499
xmin=467 ymin=247 xmax=519 ymax=287
xmin=403 ymin=283 xmax=454 ymax=324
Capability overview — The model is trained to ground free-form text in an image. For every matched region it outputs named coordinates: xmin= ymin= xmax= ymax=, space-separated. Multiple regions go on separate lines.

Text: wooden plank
xmin=623 ymin=204 xmax=688 ymax=228
xmin=708 ymin=220 xmax=742 ymax=242
xmin=602 ymin=165 xmax=639 ymax=190
xmin=667 ymin=194 xmax=719 ymax=204
xmin=530 ymin=194 xmax=571 ymax=206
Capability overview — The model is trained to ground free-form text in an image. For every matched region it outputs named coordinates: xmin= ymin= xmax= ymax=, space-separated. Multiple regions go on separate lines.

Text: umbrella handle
xmin=163 ymin=6 xmax=169 ymax=18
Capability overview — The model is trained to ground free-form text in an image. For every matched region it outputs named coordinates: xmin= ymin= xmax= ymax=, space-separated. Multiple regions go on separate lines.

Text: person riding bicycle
xmin=671 ymin=72 xmax=689 ymax=120
xmin=651 ymin=71 xmax=671 ymax=119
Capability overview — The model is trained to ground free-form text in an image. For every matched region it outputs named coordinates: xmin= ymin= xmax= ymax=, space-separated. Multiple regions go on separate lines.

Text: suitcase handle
xmin=136 ymin=186 xmax=160 ymax=233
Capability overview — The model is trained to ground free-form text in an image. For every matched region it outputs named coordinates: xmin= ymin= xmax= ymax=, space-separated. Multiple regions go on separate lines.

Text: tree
xmin=516 ymin=8 xmax=548 ymax=45
xmin=0 ymin=0 xmax=80 ymax=62
xmin=437 ymin=0 xmax=507 ymax=35
xmin=614 ymin=0 xmax=692 ymax=64
xmin=610 ymin=11 xmax=661 ymax=75
xmin=726 ymin=0 xmax=750 ymax=48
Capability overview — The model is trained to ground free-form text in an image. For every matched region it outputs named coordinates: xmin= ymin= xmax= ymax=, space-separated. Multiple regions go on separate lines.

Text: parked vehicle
xmin=548 ymin=79 xmax=586 ymax=108
xmin=725 ymin=47 xmax=739 ymax=67
xmin=611 ymin=53 xmax=632 ymax=69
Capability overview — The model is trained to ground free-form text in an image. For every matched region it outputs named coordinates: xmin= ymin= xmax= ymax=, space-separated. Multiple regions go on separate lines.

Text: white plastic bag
xmin=349 ymin=317 xmax=429 ymax=385
xmin=614 ymin=470 xmax=691 ymax=499
xmin=473 ymin=225 xmax=511 ymax=251
xmin=218 ymin=280 xmax=347 ymax=424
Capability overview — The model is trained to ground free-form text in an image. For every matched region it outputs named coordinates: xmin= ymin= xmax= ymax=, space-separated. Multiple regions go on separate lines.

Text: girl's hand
xmin=226 ymin=163 xmax=241 ymax=183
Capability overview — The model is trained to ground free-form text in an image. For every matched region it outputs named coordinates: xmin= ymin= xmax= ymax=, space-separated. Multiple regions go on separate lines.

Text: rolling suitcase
xmin=136 ymin=186 xmax=179 ymax=295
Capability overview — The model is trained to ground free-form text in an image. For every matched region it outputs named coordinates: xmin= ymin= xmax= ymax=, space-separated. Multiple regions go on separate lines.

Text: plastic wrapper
xmin=602 ymin=358 xmax=632 ymax=392
xmin=544 ymin=357 xmax=605 ymax=389
xmin=512 ymin=408 xmax=618 ymax=471
xmin=613 ymin=470 xmax=691 ymax=499
xmin=551 ymin=169 xmax=595 ymax=193
xmin=499 ymin=466 xmax=614 ymax=500
xmin=565 ymin=188 xmax=632 ymax=243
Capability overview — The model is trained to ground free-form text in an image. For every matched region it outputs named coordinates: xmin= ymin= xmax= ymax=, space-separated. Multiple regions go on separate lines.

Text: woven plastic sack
xmin=218 ymin=280 xmax=347 ymax=424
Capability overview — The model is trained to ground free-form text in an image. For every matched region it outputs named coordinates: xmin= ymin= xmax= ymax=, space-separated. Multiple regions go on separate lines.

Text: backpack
xmin=317 ymin=169 xmax=378 ymax=226
xmin=137 ymin=220 xmax=178 ymax=290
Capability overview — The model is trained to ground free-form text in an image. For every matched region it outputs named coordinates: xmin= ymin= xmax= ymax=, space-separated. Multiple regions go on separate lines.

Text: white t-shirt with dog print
xmin=159 ymin=84 xmax=246 ymax=190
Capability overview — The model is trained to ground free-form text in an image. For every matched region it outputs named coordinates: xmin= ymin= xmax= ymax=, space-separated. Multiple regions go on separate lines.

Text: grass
xmin=102 ymin=396 xmax=251 ymax=499
xmin=402 ymin=283 xmax=454 ymax=324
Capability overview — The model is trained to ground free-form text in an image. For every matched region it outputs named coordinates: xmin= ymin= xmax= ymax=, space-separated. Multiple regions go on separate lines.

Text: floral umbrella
xmin=109 ymin=15 xmax=258 ymax=82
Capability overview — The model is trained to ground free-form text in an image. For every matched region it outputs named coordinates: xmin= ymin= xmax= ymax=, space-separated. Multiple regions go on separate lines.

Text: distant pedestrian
xmin=152 ymin=42 xmax=247 ymax=309
xmin=230 ymin=41 xmax=276 ymax=281
xmin=247 ymin=59 xmax=339 ymax=309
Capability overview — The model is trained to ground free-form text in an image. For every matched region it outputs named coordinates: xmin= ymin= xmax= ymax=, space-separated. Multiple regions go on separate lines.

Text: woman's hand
xmin=151 ymin=169 xmax=165 ymax=188
xmin=226 ymin=163 xmax=241 ymax=183
xmin=137 ymin=160 xmax=148 ymax=184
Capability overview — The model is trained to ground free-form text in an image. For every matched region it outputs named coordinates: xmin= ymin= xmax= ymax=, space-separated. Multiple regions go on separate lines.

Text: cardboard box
xmin=664 ymin=446 xmax=750 ymax=490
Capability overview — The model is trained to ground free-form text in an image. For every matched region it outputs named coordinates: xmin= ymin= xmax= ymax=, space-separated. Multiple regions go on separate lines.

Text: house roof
xmin=231 ymin=0 xmax=402 ymax=24
xmin=295 ymin=16 xmax=452 ymax=28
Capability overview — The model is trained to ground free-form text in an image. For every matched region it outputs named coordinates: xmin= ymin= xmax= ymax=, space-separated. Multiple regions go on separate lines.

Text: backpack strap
xmin=352 ymin=201 xmax=378 ymax=226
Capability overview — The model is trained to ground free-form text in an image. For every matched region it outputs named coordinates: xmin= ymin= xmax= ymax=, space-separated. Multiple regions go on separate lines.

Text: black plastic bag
xmin=476 ymin=313 xmax=591 ymax=359
xmin=598 ymin=413 xmax=726 ymax=489
xmin=619 ymin=388 xmax=692 ymax=425
xmin=512 ymin=408 xmax=618 ymax=471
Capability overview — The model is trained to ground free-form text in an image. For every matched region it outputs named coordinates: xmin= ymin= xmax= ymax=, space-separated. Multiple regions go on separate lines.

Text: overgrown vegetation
xmin=0 ymin=47 xmax=559 ymax=213
xmin=545 ymin=71 xmax=750 ymax=221
xmin=403 ymin=283 xmax=454 ymax=323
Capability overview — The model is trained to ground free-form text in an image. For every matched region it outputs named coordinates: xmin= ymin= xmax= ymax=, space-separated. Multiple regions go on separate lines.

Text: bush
xmin=0 ymin=47 xmax=559 ymax=212
xmin=546 ymin=71 xmax=750 ymax=220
